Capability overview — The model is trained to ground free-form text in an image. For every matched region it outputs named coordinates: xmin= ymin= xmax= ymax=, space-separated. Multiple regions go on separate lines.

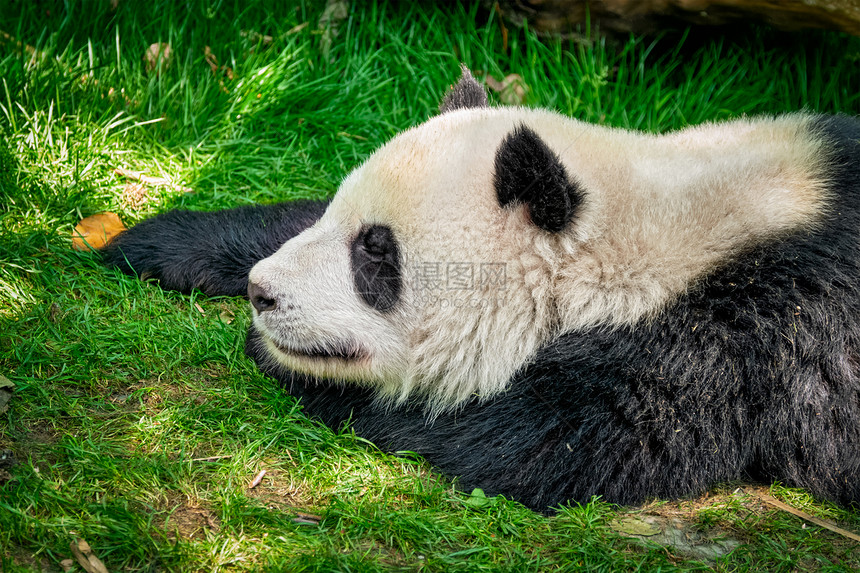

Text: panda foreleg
xmin=102 ymin=200 xmax=330 ymax=296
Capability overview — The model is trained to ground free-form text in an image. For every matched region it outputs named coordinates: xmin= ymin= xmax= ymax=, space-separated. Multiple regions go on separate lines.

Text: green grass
xmin=2 ymin=1 xmax=860 ymax=571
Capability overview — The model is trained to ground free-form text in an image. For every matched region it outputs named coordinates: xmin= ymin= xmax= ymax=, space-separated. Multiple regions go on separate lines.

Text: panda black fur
xmin=103 ymin=70 xmax=860 ymax=511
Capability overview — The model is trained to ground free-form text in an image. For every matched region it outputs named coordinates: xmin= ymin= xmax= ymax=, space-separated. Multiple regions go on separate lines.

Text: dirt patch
xmin=5 ymin=543 xmax=58 ymax=572
xmin=245 ymin=467 xmax=314 ymax=510
xmin=611 ymin=514 xmax=740 ymax=561
xmin=159 ymin=502 xmax=221 ymax=542
xmin=611 ymin=488 xmax=753 ymax=562
xmin=117 ymin=372 xmax=214 ymax=411
xmin=614 ymin=486 xmax=860 ymax=563
xmin=8 ymin=420 xmax=64 ymax=472
xmin=22 ymin=418 xmax=64 ymax=446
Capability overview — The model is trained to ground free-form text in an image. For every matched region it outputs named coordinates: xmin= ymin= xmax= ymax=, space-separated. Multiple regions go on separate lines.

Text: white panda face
xmin=246 ymin=217 xmax=410 ymax=389
xmin=247 ymin=109 xmax=560 ymax=409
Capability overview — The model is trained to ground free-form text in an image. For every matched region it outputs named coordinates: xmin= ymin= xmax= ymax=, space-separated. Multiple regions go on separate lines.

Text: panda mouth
xmin=269 ymin=337 xmax=367 ymax=362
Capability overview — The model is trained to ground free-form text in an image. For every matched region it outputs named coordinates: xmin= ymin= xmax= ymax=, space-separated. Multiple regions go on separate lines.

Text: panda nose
xmin=248 ymin=281 xmax=277 ymax=313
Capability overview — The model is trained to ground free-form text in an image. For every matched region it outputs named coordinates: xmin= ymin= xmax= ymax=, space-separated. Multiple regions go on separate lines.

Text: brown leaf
xmin=0 ymin=374 xmax=13 ymax=415
xmin=0 ymin=388 xmax=12 ymax=414
xmin=484 ymin=73 xmax=528 ymax=106
xmin=69 ymin=538 xmax=110 ymax=573
xmin=319 ymin=0 xmax=348 ymax=58
xmin=72 ymin=213 xmax=126 ymax=251
xmin=203 ymin=46 xmax=219 ymax=74
xmin=143 ymin=43 xmax=172 ymax=75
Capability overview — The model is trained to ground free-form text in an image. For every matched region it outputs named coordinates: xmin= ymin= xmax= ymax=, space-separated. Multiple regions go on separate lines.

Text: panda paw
xmin=101 ymin=200 xmax=330 ymax=297
xmin=101 ymin=209 xmax=241 ymax=295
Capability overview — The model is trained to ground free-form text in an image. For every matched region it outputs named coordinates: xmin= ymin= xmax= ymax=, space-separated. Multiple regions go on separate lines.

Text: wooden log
xmin=489 ymin=0 xmax=860 ymax=37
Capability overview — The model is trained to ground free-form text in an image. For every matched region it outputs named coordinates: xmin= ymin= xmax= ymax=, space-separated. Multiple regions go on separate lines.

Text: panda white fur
xmin=104 ymin=70 xmax=860 ymax=511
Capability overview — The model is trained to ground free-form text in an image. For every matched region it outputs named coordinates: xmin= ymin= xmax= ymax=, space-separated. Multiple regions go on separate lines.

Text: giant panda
xmin=103 ymin=69 xmax=860 ymax=511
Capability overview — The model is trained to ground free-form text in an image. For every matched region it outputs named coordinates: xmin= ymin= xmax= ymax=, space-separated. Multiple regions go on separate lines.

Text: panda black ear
xmin=439 ymin=66 xmax=488 ymax=113
xmin=494 ymin=125 xmax=584 ymax=232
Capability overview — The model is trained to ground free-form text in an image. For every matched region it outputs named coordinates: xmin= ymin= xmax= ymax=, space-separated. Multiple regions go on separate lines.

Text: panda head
xmin=247 ymin=69 xmax=587 ymax=409
xmin=247 ymin=69 xmax=829 ymax=410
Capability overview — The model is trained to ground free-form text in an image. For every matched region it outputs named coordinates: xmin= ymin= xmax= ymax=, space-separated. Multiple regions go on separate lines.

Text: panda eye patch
xmin=350 ymin=225 xmax=401 ymax=312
